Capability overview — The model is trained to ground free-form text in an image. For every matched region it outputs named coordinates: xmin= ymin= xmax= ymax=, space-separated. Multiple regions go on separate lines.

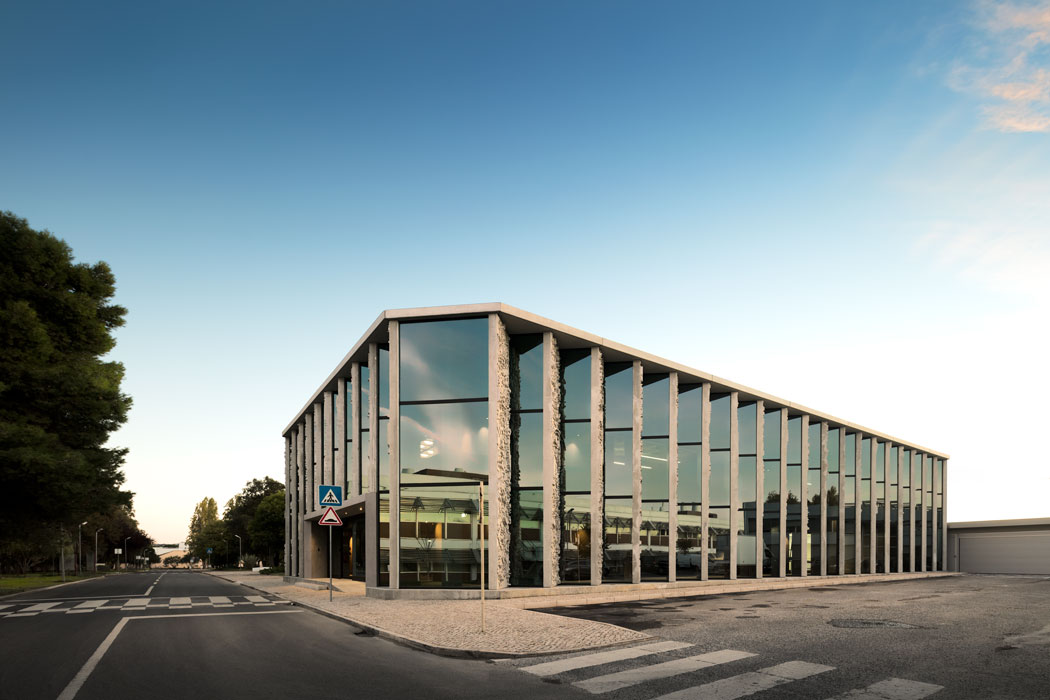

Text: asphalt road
xmin=0 ymin=571 xmax=584 ymax=700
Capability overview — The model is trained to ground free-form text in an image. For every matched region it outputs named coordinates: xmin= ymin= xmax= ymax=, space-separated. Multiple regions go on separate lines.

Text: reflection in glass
xmin=786 ymin=416 xmax=804 ymax=576
xmin=678 ymin=385 xmax=702 ymax=443
xmin=400 ymin=402 xmax=489 ymax=478
xmin=510 ymin=488 xmax=542 ymax=586
xmin=710 ymin=394 xmax=731 ymax=449
xmin=763 ymin=409 xmax=782 ymax=577
xmin=560 ymin=348 xmax=592 ymax=584
xmin=925 ymin=455 xmax=934 ymax=571
xmin=605 ymin=363 xmax=633 ymax=430
xmin=710 ymin=446 xmax=731 ymax=580
xmin=901 ymin=448 xmax=911 ymax=572
xmin=843 ymin=432 xmax=856 ymax=575
xmin=379 ymin=492 xmax=389 ymax=586
xmin=605 ymin=430 xmax=632 ymax=497
xmin=564 ymin=423 xmax=591 ymax=492
xmin=562 ymin=350 xmax=591 ymax=420
xmin=561 ymin=495 xmax=592 ymax=583
xmin=379 ymin=346 xmax=389 ymax=417
xmin=510 ymin=335 xmax=543 ymax=588
xmin=398 ymin=484 xmax=488 ymax=589
xmin=399 ymin=319 xmax=488 ymax=402
xmin=875 ymin=441 xmax=885 ymax=572
xmin=826 ymin=428 xmax=840 ymax=576
xmin=512 ymin=334 xmax=543 ymax=411
xmin=641 ymin=438 xmax=669 ymax=501
xmin=807 ymin=422 xmax=822 ymax=576
xmin=642 ymin=375 xmax=669 ymax=436
xmin=641 ymin=502 xmax=669 ymax=581
xmin=889 ymin=445 xmax=899 ymax=572
xmin=676 ymin=443 xmax=702 ymax=580
xmin=861 ymin=438 xmax=871 ymax=573
xmin=604 ymin=497 xmax=633 ymax=582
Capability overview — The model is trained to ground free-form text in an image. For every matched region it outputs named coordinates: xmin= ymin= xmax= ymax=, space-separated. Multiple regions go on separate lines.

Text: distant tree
xmin=223 ymin=477 xmax=283 ymax=559
xmin=187 ymin=497 xmax=219 ymax=559
xmin=0 ymin=212 xmax=133 ymax=570
xmin=248 ymin=489 xmax=285 ymax=566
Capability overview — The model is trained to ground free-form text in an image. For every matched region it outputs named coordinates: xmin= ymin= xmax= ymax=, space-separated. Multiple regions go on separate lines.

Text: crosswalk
xmin=0 ymin=595 xmax=289 ymax=619
xmin=513 ymin=641 xmax=943 ymax=700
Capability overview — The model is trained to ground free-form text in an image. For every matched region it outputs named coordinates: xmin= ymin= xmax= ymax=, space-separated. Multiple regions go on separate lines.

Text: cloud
xmin=952 ymin=1 xmax=1050 ymax=132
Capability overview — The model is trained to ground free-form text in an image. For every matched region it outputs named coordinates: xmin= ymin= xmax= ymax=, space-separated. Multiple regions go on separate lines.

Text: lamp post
xmin=77 ymin=521 xmax=87 ymax=576
xmin=234 ymin=535 xmax=242 ymax=569
xmin=124 ymin=537 xmax=131 ymax=571
xmin=95 ymin=529 xmax=103 ymax=572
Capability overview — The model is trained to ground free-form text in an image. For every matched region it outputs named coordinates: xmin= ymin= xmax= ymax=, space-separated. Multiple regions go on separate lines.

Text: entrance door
xmin=340 ymin=515 xmax=366 ymax=580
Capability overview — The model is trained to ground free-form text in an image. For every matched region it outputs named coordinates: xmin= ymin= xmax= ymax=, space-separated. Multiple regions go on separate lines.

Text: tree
xmin=223 ymin=477 xmax=283 ymax=559
xmin=0 ymin=212 xmax=133 ymax=570
xmin=248 ymin=490 xmax=285 ymax=566
xmin=186 ymin=497 xmax=219 ymax=559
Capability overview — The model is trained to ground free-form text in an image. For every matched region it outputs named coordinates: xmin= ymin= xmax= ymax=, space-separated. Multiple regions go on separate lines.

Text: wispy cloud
xmin=951 ymin=1 xmax=1050 ymax=132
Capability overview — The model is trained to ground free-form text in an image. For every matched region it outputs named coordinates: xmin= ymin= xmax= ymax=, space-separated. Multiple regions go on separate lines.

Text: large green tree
xmin=248 ymin=489 xmax=285 ymax=566
xmin=0 ymin=212 xmax=133 ymax=568
xmin=223 ymin=477 xmax=283 ymax=559
xmin=186 ymin=497 xmax=219 ymax=559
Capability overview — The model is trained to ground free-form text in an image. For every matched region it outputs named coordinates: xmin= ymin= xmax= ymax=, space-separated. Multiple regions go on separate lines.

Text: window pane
xmin=400 ymin=318 xmax=489 ymax=402
xmin=604 ymin=497 xmax=633 ymax=582
xmin=509 ymin=488 xmax=542 ymax=587
xmin=710 ymin=395 xmax=731 ymax=449
xmin=605 ymin=430 xmax=632 ymax=497
xmin=398 ymin=484 xmax=487 ymax=589
xmin=512 ymin=334 xmax=543 ymax=411
xmin=360 ymin=365 xmax=371 ymax=428
xmin=738 ymin=402 xmax=757 ymax=455
xmin=641 ymin=438 xmax=669 ymax=501
xmin=564 ymin=422 xmax=591 ymax=492
xmin=562 ymin=350 xmax=591 ymax=420
xmin=642 ymin=375 xmax=669 ymax=436
xmin=379 ymin=346 xmax=390 ymax=417
xmin=605 ymin=363 xmax=633 ymax=429
xmin=677 ymin=444 xmax=702 ymax=505
xmin=678 ymin=385 xmax=702 ymax=443
xmin=513 ymin=412 xmax=542 ymax=488
xmin=641 ymin=502 xmax=669 ymax=582
xmin=561 ymin=494 xmax=593 ymax=583
xmin=400 ymin=402 xmax=489 ymax=479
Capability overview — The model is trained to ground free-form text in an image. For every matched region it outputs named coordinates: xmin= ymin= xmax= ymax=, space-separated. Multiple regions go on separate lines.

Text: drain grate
xmin=829 ymin=619 xmax=920 ymax=629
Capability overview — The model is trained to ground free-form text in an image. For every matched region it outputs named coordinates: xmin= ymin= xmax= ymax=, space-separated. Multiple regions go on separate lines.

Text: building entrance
xmin=337 ymin=515 xmax=366 ymax=580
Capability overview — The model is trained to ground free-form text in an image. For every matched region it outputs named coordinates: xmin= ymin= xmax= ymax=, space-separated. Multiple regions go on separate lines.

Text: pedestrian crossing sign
xmin=318 ymin=484 xmax=342 ymax=507
xmin=318 ymin=506 xmax=342 ymax=526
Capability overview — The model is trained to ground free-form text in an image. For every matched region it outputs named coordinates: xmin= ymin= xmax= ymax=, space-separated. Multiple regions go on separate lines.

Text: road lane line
xmin=55 ymin=609 xmax=302 ymax=700
xmin=653 ymin=660 xmax=835 ymax=700
xmin=23 ymin=602 xmax=61 ymax=612
xmin=144 ymin=572 xmax=165 ymax=596
xmin=823 ymin=677 xmax=944 ymax=700
xmin=575 ymin=649 xmax=756 ymax=694
xmin=522 ymin=641 xmax=694 ymax=677
xmin=73 ymin=600 xmax=107 ymax=609
xmin=122 ymin=599 xmax=150 ymax=608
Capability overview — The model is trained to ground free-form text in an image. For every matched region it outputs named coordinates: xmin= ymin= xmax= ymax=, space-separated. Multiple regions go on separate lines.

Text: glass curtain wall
xmin=641 ymin=375 xmax=670 ymax=582
xmin=826 ymin=428 xmax=840 ymax=575
xmin=737 ymin=402 xmax=758 ymax=578
xmin=763 ymin=408 xmax=782 ymax=577
xmin=901 ymin=448 xmax=912 ymax=572
xmin=843 ymin=432 xmax=856 ymax=574
xmin=925 ymin=455 xmax=934 ymax=571
xmin=561 ymin=350 xmax=592 ymax=583
xmin=344 ymin=382 xmax=353 ymax=495
xmin=676 ymin=385 xmax=702 ymax=580
xmin=510 ymin=335 xmax=543 ymax=587
xmin=875 ymin=441 xmax=885 ymax=572
xmin=860 ymin=438 xmax=872 ymax=573
xmin=396 ymin=318 xmax=489 ymax=589
xmin=379 ymin=347 xmax=390 ymax=489
xmin=807 ymin=421 xmax=822 ymax=576
xmin=936 ymin=459 xmax=944 ymax=571
xmin=603 ymin=362 xmax=633 ymax=583
xmin=913 ymin=451 xmax=922 ymax=570
xmin=786 ymin=416 xmax=804 ymax=576
xmin=709 ymin=394 xmax=732 ymax=579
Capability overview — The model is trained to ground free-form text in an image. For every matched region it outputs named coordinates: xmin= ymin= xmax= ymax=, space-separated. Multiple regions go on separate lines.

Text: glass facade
xmin=889 ymin=445 xmax=899 ymax=572
xmin=709 ymin=394 xmax=731 ymax=579
xmin=763 ymin=408 xmax=782 ymax=577
xmin=676 ymin=385 xmax=702 ymax=580
xmin=875 ymin=440 xmax=885 ymax=573
xmin=641 ymin=374 xmax=669 ymax=582
xmin=510 ymin=334 xmax=542 ymax=587
xmin=562 ymin=350 xmax=592 ymax=583
xmin=603 ymin=362 xmax=632 ymax=583
xmin=843 ymin=432 xmax=856 ymax=575
xmin=737 ymin=402 xmax=758 ymax=578
xmin=826 ymin=428 xmax=840 ymax=575
xmin=807 ymin=421 xmax=822 ymax=576
xmin=901 ymin=448 xmax=911 ymax=572
xmin=785 ymin=416 xmax=804 ymax=576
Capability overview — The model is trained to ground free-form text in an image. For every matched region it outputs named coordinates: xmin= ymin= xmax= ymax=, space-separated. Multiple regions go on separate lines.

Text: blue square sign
xmin=318 ymin=485 xmax=343 ymax=507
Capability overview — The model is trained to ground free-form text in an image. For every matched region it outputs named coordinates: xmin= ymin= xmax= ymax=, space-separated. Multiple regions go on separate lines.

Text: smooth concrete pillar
xmin=313 ymin=405 xmax=322 ymax=511
xmin=590 ymin=347 xmax=605 ymax=585
xmin=754 ymin=401 xmax=765 ymax=579
xmin=728 ymin=391 xmax=739 ymax=581
xmin=819 ymin=421 xmax=828 ymax=577
xmin=800 ymin=415 xmax=809 ymax=577
xmin=284 ymin=435 xmax=291 ymax=571
xmin=368 ymin=344 xmax=379 ymax=494
xmin=668 ymin=373 xmax=679 ymax=582
xmin=778 ymin=409 xmax=788 ymax=578
xmin=365 ymin=490 xmax=378 ymax=587
xmin=296 ymin=423 xmax=305 ymax=577
xmin=896 ymin=445 xmax=904 ymax=573
xmin=387 ymin=322 xmax=400 ymax=589
xmin=883 ymin=441 xmax=891 ymax=574
xmin=700 ymin=383 xmax=711 ymax=581
xmin=931 ymin=455 xmax=938 ymax=571
xmin=335 ymin=379 xmax=347 ymax=494
xmin=854 ymin=433 xmax=862 ymax=573
xmin=838 ymin=430 xmax=846 ymax=576
xmin=350 ymin=363 xmax=361 ymax=496
xmin=323 ymin=391 xmax=334 ymax=488
xmin=867 ymin=438 xmax=875 ymax=574
xmin=487 ymin=313 xmax=511 ymax=590
xmin=631 ymin=360 xmax=643 ymax=585
xmin=942 ymin=459 xmax=948 ymax=572
xmin=541 ymin=332 xmax=561 ymax=587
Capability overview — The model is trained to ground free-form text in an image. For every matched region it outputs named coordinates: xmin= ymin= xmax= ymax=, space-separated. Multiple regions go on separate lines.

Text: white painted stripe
xmin=74 ymin=600 xmax=106 ymax=609
xmin=653 ymin=660 xmax=835 ymax=700
xmin=209 ymin=596 xmax=231 ymax=604
xmin=66 ymin=610 xmax=93 ymax=614
xmin=0 ymin=604 xmax=14 ymax=611
xmin=23 ymin=602 xmax=61 ymax=612
xmin=123 ymin=599 xmax=150 ymax=608
xmin=826 ymin=677 xmax=943 ymax=700
xmin=245 ymin=595 xmax=268 ymax=603
xmin=522 ymin=641 xmax=694 ymax=677
xmin=143 ymin=585 xmax=155 ymax=596
xmin=576 ymin=649 xmax=756 ymax=694
xmin=170 ymin=597 xmax=192 ymax=606
xmin=7 ymin=612 xmax=38 ymax=618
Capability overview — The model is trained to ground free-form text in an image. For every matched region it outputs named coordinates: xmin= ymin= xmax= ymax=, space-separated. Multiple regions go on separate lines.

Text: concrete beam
xmin=631 ymin=360 xmax=643 ymax=585
xmin=668 ymin=372 xmax=679 ymax=583
xmin=541 ymin=332 xmax=561 ymax=587
xmin=590 ymin=347 xmax=605 ymax=585
xmin=388 ymin=322 xmax=400 ymax=590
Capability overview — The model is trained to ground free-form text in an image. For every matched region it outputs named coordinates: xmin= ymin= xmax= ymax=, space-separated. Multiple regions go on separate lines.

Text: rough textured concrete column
xmin=387 ymin=321 xmax=400 ymax=590
xmin=700 ymin=383 xmax=711 ymax=581
xmin=305 ymin=412 xmax=315 ymax=514
xmin=487 ymin=314 xmax=511 ymax=591
xmin=910 ymin=452 xmax=918 ymax=573
xmin=779 ymin=409 xmax=788 ymax=578
xmin=920 ymin=454 xmax=927 ymax=572
xmin=931 ymin=455 xmax=938 ymax=571
xmin=590 ymin=347 xmax=605 ymax=585
xmin=350 ymin=363 xmax=361 ymax=496
xmin=942 ymin=460 xmax=948 ymax=572
xmin=631 ymin=360 xmax=643 ymax=585
xmin=819 ymin=421 xmax=828 ymax=577
xmin=284 ymin=435 xmax=291 ymax=573
xmin=296 ymin=424 xmax=305 ymax=577
xmin=541 ymin=332 xmax=561 ymax=587
xmin=335 ymin=379 xmax=347 ymax=493
xmin=323 ymin=391 xmax=334 ymax=488
xmin=313 ymin=405 xmax=323 ymax=511
xmin=896 ymin=444 xmax=903 ymax=574
xmin=668 ymin=373 xmax=679 ymax=583
xmin=867 ymin=437 xmax=875 ymax=573
xmin=800 ymin=415 xmax=809 ymax=577
xmin=883 ymin=441 xmax=890 ymax=574
xmin=729 ymin=391 xmax=739 ymax=581
xmin=755 ymin=401 xmax=764 ymax=579
xmin=365 ymin=490 xmax=378 ymax=587
xmin=838 ymin=430 xmax=846 ymax=575
xmin=368 ymin=343 xmax=379 ymax=494
xmin=854 ymin=433 xmax=863 ymax=573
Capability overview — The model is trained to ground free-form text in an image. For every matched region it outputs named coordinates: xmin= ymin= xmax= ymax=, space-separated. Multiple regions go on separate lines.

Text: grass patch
xmin=0 ymin=573 xmax=106 ymax=594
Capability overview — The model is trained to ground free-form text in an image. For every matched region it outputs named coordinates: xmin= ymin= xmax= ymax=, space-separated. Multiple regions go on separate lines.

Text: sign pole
xmin=479 ymin=482 xmax=485 ymax=634
xmin=329 ymin=525 xmax=333 ymax=602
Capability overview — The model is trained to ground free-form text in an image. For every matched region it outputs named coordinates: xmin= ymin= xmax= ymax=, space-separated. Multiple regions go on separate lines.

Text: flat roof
xmin=282 ymin=302 xmax=949 ymax=458
xmin=948 ymin=518 xmax=1050 ymax=529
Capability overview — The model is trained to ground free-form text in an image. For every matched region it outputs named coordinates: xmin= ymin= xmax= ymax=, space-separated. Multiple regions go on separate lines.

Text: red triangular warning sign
xmin=318 ymin=506 xmax=342 ymax=526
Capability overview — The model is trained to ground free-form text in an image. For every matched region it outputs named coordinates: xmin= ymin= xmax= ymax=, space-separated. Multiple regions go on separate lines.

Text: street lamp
xmin=77 ymin=521 xmax=87 ymax=576
xmin=234 ymin=535 xmax=242 ymax=569
xmin=124 ymin=537 xmax=130 ymax=571
xmin=95 ymin=529 xmax=103 ymax=572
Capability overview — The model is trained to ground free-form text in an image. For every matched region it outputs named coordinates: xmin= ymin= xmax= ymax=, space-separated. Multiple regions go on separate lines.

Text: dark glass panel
xmin=641 ymin=502 xmax=670 ymax=581
xmin=605 ymin=430 xmax=632 ymax=497
xmin=378 ymin=492 xmax=389 ymax=586
xmin=398 ymin=484 xmax=487 ymax=589
xmin=360 ymin=365 xmax=371 ymax=428
xmin=604 ymin=363 xmax=633 ymax=430
xmin=360 ymin=431 xmax=372 ymax=492
xmin=826 ymin=428 xmax=840 ymax=576
xmin=642 ymin=438 xmax=669 ymax=501
xmin=710 ymin=394 xmax=731 ymax=450
xmin=738 ymin=402 xmax=758 ymax=455
xmin=710 ymin=451 xmax=730 ymax=507
xmin=901 ymin=449 xmax=911 ymax=572
xmin=379 ymin=346 xmax=390 ymax=417
xmin=603 ymin=497 xmax=633 ymax=582
xmin=561 ymin=494 xmax=592 ymax=583
xmin=642 ymin=375 xmax=669 ymax=437
xmin=785 ymin=416 xmax=803 ymax=576
xmin=708 ymin=506 xmax=731 ymax=579
xmin=400 ymin=402 xmax=489 ymax=479
xmin=564 ymin=422 xmax=591 ymax=492
xmin=562 ymin=350 xmax=591 ymax=420
xmin=676 ymin=509 xmax=703 ymax=580
xmin=511 ymin=334 xmax=543 ymax=412
xmin=763 ymin=409 xmax=781 ymax=577
xmin=678 ymin=385 xmax=702 ymax=443
xmin=889 ymin=445 xmax=899 ymax=572
xmin=738 ymin=454 xmax=758 ymax=578
xmin=379 ymin=418 xmax=389 ymax=490
xmin=509 ymin=487 xmax=542 ymax=587
xmin=807 ymin=422 xmax=822 ymax=576
xmin=843 ymin=433 xmax=855 ymax=574
xmin=514 ymin=411 xmax=542 ymax=488
xmin=399 ymin=319 xmax=488 ymax=402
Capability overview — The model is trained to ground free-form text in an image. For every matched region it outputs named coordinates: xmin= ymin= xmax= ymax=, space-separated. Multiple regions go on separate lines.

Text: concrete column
xmin=313 ymin=405 xmax=323 ymax=511
xmin=800 ymin=415 xmax=809 ymax=577
xmin=284 ymin=435 xmax=291 ymax=572
xmin=855 ymin=434 xmax=863 ymax=573
xmin=336 ymin=379 xmax=347 ymax=494
xmin=487 ymin=313 xmax=511 ymax=591
xmin=942 ymin=460 xmax=948 ymax=572
xmin=838 ymin=431 xmax=846 ymax=576
xmin=867 ymin=438 xmax=875 ymax=574
xmin=368 ymin=343 xmax=379 ymax=494
xmin=755 ymin=400 xmax=764 ymax=579
xmin=590 ymin=347 xmax=605 ymax=585
xmin=883 ymin=441 xmax=890 ymax=574
xmin=388 ymin=321 xmax=400 ymax=590
xmin=779 ymin=409 xmax=788 ymax=578
xmin=323 ymin=391 xmax=334 ymax=488
xmin=296 ymin=424 xmax=305 ymax=577
xmin=631 ymin=360 xmax=643 ymax=585
xmin=301 ymin=420 xmax=311 ymax=575
xmin=305 ymin=412 xmax=315 ymax=514
xmin=729 ymin=391 xmax=739 ymax=581
xmin=896 ymin=445 xmax=903 ymax=574
xmin=920 ymin=454 xmax=928 ymax=572
xmin=931 ymin=455 xmax=938 ymax=571
xmin=350 ymin=363 xmax=361 ymax=496
xmin=541 ymin=332 xmax=561 ymax=587
xmin=365 ymin=491 xmax=378 ymax=587
xmin=668 ymin=373 xmax=679 ymax=583
xmin=700 ymin=383 xmax=711 ymax=581
xmin=819 ymin=421 xmax=828 ymax=577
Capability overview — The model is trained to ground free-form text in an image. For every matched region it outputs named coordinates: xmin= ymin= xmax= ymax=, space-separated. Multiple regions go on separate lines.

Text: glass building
xmin=283 ymin=304 xmax=949 ymax=594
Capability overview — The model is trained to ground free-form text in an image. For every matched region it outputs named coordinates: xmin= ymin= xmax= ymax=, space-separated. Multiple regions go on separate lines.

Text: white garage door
xmin=958 ymin=532 xmax=1050 ymax=574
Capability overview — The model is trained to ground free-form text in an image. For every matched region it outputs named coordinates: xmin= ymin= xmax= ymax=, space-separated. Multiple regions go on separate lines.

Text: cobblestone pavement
xmin=209 ymin=572 xmax=648 ymax=657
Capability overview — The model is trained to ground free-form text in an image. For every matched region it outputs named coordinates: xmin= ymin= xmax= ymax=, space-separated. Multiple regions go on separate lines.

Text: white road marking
xmin=7 ymin=612 xmax=38 ymax=618
xmin=653 ymin=660 xmax=835 ymax=700
xmin=575 ymin=649 xmax=756 ymax=694
xmin=826 ymin=677 xmax=943 ymax=700
xmin=522 ymin=641 xmax=694 ymax=677
xmin=144 ymin=572 xmax=165 ymax=596
xmin=209 ymin=596 xmax=232 ymax=607
xmin=56 ymin=609 xmax=302 ymax=700
xmin=73 ymin=600 xmax=106 ymax=610
xmin=169 ymin=597 xmax=192 ymax=607
xmin=245 ymin=595 xmax=268 ymax=603
xmin=23 ymin=602 xmax=61 ymax=612
xmin=122 ymin=599 xmax=150 ymax=608
xmin=0 ymin=604 xmax=13 ymax=611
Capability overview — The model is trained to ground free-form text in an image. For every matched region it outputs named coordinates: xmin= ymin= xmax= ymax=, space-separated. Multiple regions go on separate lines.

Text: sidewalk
xmin=207 ymin=571 xmax=648 ymax=658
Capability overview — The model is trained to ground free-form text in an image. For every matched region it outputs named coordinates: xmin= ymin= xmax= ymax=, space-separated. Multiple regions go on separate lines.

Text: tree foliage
xmin=188 ymin=478 xmax=286 ymax=568
xmin=0 ymin=212 xmax=136 ymax=570
xmin=186 ymin=497 xmax=219 ymax=559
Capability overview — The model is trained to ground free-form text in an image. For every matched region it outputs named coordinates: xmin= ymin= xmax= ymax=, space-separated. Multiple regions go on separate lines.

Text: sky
xmin=2 ymin=1 xmax=1048 ymax=544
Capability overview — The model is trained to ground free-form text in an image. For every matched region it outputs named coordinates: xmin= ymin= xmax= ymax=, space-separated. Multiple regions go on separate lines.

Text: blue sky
xmin=3 ymin=1 xmax=1048 ymax=543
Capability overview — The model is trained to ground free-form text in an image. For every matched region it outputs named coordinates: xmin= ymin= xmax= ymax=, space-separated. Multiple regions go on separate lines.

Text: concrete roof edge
xmin=948 ymin=517 xmax=1050 ymax=529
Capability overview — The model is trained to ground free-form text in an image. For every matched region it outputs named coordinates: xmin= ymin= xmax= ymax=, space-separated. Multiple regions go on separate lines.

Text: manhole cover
xmin=829 ymin=619 xmax=920 ymax=629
